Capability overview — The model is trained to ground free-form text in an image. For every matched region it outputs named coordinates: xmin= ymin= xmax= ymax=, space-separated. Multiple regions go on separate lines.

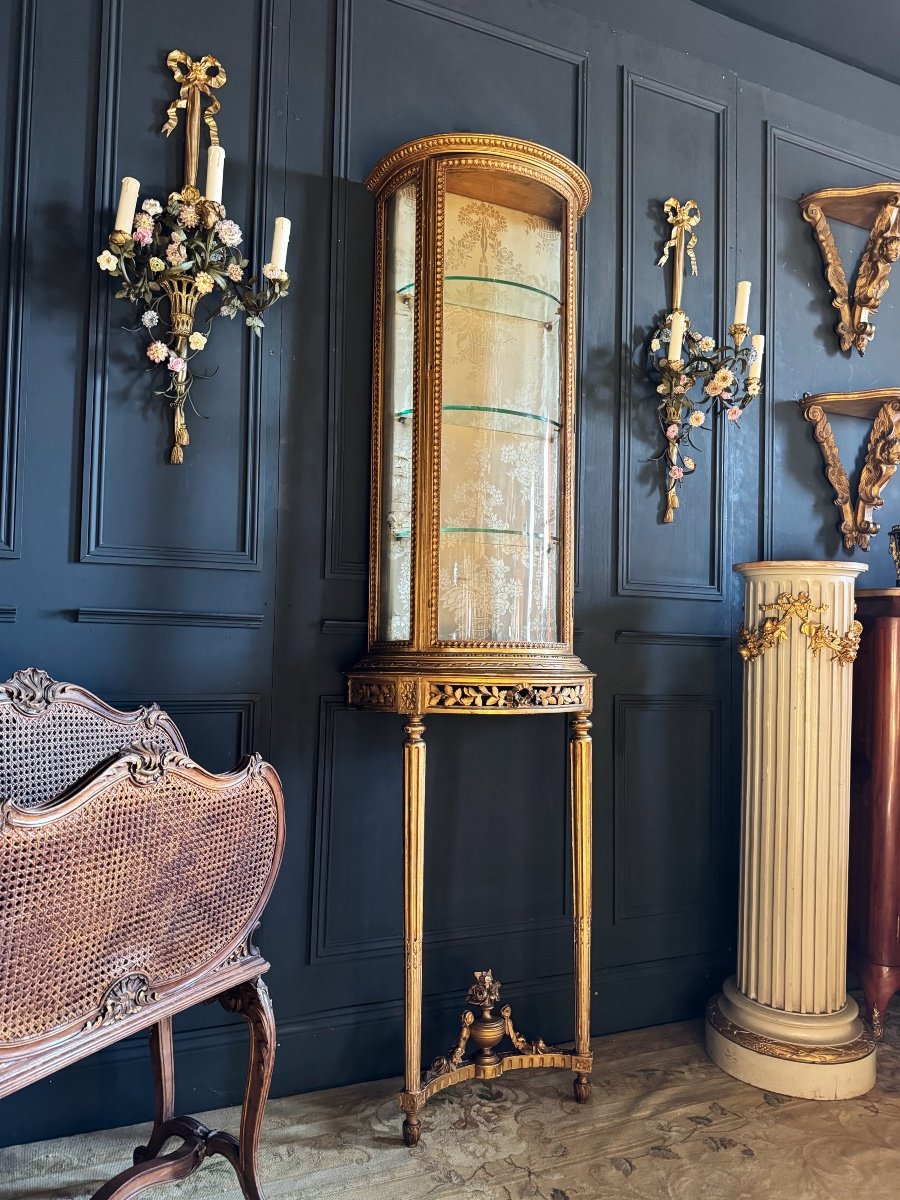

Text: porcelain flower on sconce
xmin=647 ymin=313 xmax=763 ymax=523
xmin=646 ymin=197 xmax=764 ymax=523
xmin=96 ymin=50 xmax=291 ymax=463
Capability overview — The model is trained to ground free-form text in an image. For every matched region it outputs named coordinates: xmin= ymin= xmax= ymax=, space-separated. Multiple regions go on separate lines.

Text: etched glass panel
xmin=378 ymin=182 xmax=417 ymax=641
xmin=438 ymin=180 xmax=563 ymax=643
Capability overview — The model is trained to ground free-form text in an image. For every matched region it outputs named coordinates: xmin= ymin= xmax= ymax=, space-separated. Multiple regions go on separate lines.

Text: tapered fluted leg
xmin=400 ymin=715 xmax=426 ymax=1146
xmin=570 ymin=710 xmax=593 ymax=1103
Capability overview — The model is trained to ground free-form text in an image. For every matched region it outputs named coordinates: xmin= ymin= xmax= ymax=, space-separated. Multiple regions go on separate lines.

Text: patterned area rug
xmin=3 ymin=1010 xmax=900 ymax=1199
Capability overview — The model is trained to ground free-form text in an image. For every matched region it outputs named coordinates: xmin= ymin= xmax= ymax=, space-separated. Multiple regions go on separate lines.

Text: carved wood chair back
xmin=0 ymin=668 xmax=286 ymax=1199
xmin=0 ymin=667 xmax=186 ymax=808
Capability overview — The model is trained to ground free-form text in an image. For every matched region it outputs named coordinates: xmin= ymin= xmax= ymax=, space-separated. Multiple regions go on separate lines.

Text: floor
xmin=3 ymin=1006 xmax=899 ymax=1199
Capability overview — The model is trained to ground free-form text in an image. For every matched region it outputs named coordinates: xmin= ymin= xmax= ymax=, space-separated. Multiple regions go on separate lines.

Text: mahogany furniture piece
xmin=0 ymin=668 xmax=286 ymax=1199
xmin=850 ymin=591 xmax=900 ymax=1037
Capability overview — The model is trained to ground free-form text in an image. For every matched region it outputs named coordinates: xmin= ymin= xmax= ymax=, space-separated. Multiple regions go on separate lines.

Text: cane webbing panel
xmin=0 ymin=769 xmax=279 ymax=1044
xmin=0 ymin=703 xmax=180 ymax=810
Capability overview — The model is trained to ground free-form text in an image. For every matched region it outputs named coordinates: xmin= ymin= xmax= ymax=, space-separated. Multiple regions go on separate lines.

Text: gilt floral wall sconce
xmin=96 ymin=50 xmax=291 ymax=463
xmin=646 ymin=198 xmax=764 ymax=523
xmin=801 ymin=388 xmax=900 ymax=550
xmin=799 ymin=183 xmax=900 ymax=355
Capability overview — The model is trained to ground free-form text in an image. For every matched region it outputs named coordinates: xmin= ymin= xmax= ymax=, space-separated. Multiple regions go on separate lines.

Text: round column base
xmin=705 ymin=982 xmax=876 ymax=1100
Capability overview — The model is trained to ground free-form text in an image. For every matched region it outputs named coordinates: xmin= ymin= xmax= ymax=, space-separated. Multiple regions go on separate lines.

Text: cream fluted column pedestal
xmin=706 ymin=561 xmax=877 ymax=1099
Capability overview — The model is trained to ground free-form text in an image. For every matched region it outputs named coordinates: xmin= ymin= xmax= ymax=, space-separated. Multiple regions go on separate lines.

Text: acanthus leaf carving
xmin=138 ymin=702 xmax=164 ymax=729
xmin=800 ymin=202 xmax=853 ymax=345
xmin=426 ymin=682 xmax=586 ymax=710
xmin=222 ymin=921 xmax=262 ymax=968
xmin=853 ymin=197 xmax=900 ymax=351
xmin=245 ymin=751 xmax=266 ymax=778
xmin=348 ymin=679 xmax=396 ymax=709
xmin=800 ymin=186 xmax=900 ymax=355
xmin=802 ymin=394 xmax=900 ymax=550
xmin=2 ymin=668 xmax=63 ymax=716
xmin=85 ymin=973 xmax=158 ymax=1031
xmin=123 ymin=741 xmax=192 ymax=784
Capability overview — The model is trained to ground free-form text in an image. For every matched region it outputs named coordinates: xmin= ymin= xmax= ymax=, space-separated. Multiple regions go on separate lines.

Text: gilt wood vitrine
xmin=347 ymin=133 xmax=593 ymax=1146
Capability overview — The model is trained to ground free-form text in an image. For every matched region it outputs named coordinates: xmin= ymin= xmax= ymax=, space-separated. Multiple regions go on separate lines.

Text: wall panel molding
xmin=324 ymin=0 xmax=590 ymax=581
xmin=76 ymin=607 xmax=264 ymax=629
xmin=0 ymin=608 xmax=16 ymax=623
xmin=617 ymin=68 xmax=732 ymax=601
xmin=324 ymin=0 xmax=365 ymax=580
xmin=79 ymin=0 xmax=272 ymax=571
xmin=0 ymin=940 xmax=734 ymax=1147
xmin=10 ymin=948 xmax=731 ymax=1064
xmin=0 ymin=0 xmax=36 ymax=558
xmin=116 ymin=692 xmax=260 ymax=761
xmin=615 ymin=629 xmax=730 ymax=647
xmin=320 ymin=617 xmax=366 ymax=634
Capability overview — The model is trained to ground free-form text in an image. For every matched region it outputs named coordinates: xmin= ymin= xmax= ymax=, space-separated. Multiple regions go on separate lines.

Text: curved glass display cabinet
xmin=347 ymin=134 xmax=593 ymax=1147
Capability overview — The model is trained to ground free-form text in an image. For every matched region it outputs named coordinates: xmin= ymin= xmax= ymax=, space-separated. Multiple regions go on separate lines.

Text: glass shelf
xmin=395 ymin=404 xmax=561 ymax=430
xmin=391 ymin=526 xmax=558 ymax=542
xmin=376 ymin=177 xmax=569 ymax=646
xmin=398 ymin=275 xmax=562 ymax=325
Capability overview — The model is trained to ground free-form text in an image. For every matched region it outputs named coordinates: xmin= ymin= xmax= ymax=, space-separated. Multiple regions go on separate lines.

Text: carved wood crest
xmin=800 ymin=184 xmax=900 ymax=354
xmin=84 ymin=973 xmax=159 ymax=1031
xmin=801 ymin=390 xmax=900 ymax=550
xmin=2 ymin=667 xmax=63 ymax=715
xmin=122 ymin=741 xmax=193 ymax=784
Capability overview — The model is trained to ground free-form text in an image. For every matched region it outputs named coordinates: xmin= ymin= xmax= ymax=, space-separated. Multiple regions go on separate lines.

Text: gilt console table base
xmin=348 ymin=680 xmax=594 ymax=1148
xmin=398 ymin=701 xmax=592 ymax=1148
xmin=349 ymin=133 xmax=595 ymax=1149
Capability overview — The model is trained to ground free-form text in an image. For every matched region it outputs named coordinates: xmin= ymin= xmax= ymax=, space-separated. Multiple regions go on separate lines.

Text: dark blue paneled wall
xmin=2 ymin=0 xmax=898 ymax=1146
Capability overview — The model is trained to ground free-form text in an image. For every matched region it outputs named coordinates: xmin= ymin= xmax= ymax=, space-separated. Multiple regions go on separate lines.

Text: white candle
xmin=748 ymin=334 xmax=765 ymax=380
xmin=205 ymin=145 xmax=226 ymax=204
xmin=115 ymin=176 xmax=140 ymax=232
xmin=668 ymin=309 xmax=686 ymax=364
xmin=733 ymin=280 xmax=751 ymax=327
xmin=270 ymin=217 xmax=291 ymax=271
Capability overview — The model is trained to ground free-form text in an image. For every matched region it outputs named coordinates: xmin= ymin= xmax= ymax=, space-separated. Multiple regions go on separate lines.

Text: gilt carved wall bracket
xmin=800 ymin=184 xmax=900 ymax=354
xmin=801 ymin=389 xmax=900 ymax=551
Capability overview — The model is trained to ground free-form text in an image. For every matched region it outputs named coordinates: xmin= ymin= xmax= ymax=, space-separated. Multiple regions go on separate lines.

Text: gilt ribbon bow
xmin=657 ymin=197 xmax=701 ymax=275
xmin=161 ymin=51 xmax=227 ymax=144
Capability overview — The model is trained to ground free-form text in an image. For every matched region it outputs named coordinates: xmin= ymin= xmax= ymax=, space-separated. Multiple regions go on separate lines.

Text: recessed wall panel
xmin=81 ymin=0 xmax=272 ymax=568
xmin=614 ymin=694 xmax=722 ymax=925
xmin=618 ymin=71 xmax=733 ymax=599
